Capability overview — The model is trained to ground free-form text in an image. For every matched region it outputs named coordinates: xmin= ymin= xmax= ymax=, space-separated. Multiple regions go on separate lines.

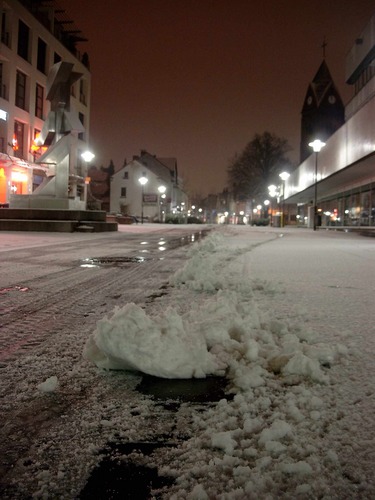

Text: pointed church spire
xmin=300 ymin=59 xmax=345 ymax=162
xmin=311 ymin=60 xmax=335 ymax=105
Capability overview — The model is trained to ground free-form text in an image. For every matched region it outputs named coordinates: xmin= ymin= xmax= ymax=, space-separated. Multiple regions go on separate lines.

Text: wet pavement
xmin=0 ymin=224 xmax=219 ymax=499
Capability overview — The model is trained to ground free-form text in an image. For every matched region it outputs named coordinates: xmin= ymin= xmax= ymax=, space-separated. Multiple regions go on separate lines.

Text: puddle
xmin=0 ymin=285 xmax=30 ymax=294
xmin=80 ymin=230 xmax=210 ymax=268
xmin=79 ymin=441 xmax=174 ymax=500
xmin=166 ymin=230 xmax=210 ymax=250
xmin=136 ymin=375 xmax=228 ymax=403
xmin=80 ymin=256 xmax=150 ymax=268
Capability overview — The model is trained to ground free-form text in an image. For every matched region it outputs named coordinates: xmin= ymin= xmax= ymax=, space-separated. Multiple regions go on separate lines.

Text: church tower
xmin=300 ymin=60 xmax=345 ymax=162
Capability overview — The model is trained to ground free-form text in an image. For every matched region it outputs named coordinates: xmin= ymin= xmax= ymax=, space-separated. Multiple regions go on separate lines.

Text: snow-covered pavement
xmin=0 ymin=225 xmax=374 ymax=499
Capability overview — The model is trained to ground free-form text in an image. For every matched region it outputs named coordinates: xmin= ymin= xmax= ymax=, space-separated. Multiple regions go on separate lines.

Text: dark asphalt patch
xmin=137 ymin=375 xmax=228 ymax=403
xmin=79 ymin=441 xmax=175 ymax=500
xmin=79 ymin=376 xmax=229 ymax=499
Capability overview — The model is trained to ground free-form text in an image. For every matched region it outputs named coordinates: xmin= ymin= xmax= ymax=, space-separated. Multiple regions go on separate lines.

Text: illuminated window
xmin=13 ymin=121 xmax=24 ymax=158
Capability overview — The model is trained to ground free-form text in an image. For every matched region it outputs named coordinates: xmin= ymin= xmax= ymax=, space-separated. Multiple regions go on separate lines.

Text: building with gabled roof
xmin=110 ymin=150 xmax=188 ymax=221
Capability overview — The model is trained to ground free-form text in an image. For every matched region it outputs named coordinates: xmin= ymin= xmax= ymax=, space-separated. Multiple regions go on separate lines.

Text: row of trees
xmin=227 ymin=131 xmax=293 ymax=201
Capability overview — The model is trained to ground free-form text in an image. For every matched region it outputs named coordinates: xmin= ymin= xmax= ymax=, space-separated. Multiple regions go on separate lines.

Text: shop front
xmin=0 ymin=153 xmax=45 ymax=206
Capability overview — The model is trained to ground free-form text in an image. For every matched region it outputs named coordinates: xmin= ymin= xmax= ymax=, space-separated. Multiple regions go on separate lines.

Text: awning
xmin=0 ymin=153 xmax=49 ymax=172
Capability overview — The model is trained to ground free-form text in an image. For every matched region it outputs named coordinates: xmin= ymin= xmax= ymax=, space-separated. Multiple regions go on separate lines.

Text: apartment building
xmin=0 ymin=0 xmax=90 ymax=205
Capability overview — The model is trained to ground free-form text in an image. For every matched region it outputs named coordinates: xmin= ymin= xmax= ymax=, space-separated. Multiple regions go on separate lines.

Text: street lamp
xmin=81 ymin=150 xmax=95 ymax=208
xmin=81 ymin=151 xmax=95 ymax=163
xmin=158 ymin=185 xmax=166 ymax=222
xmin=268 ymin=185 xmax=280 ymax=226
xmin=308 ymin=139 xmax=326 ymax=230
xmin=139 ymin=176 xmax=148 ymax=224
xmin=279 ymin=171 xmax=290 ymax=227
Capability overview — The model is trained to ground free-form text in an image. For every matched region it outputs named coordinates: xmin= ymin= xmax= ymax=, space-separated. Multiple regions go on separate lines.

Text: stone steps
xmin=0 ymin=209 xmax=118 ymax=232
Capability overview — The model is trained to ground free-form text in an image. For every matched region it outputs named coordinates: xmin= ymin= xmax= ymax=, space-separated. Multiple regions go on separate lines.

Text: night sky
xmin=59 ymin=0 xmax=375 ymax=196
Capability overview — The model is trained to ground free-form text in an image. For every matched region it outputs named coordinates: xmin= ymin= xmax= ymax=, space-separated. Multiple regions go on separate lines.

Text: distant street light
xmin=268 ymin=185 xmax=281 ymax=227
xmin=81 ymin=150 xmax=95 ymax=208
xmin=81 ymin=151 xmax=95 ymax=163
xmin=139 ymin=176 xmax=148 ymax=224
xmin=308 ymin=139 xmax=326 ymax=230
xmin=158 ymin=185 xmax=166 ymax=222
xmin=279 ymin=171 xmax=290 ymax=227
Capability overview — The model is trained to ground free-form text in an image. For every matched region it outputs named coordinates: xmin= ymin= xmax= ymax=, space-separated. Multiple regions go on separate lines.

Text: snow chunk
xmin=84 ymin=303 xmax=220 ymax=379
xmin=211 ymin=431 xmax=236 ymax=454
xmin=188 ymin=483 xmax=209 ymax=499
xmin=282 ymin=351 xmax=329 ymax=383
xmin=258 ymin=419 xmax=292 ymax=445
xmin=280 ymin=461 xmax=313 ymax=475
xmin=37 ymin=375 xmax=59 ymax=393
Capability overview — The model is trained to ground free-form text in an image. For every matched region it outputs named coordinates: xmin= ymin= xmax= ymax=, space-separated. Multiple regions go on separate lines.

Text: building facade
xmin=0 ymin=0 xmax=90 ymax=205
xmin=110 ymin=150 xmax=188 ymax=222
xmin=285 ymin=12 xmax=375 ymax=229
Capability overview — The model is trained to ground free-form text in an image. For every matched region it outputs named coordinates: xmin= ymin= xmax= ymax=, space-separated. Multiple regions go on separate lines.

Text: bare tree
xmin=228 ymin=132 xmax=292 ymax=200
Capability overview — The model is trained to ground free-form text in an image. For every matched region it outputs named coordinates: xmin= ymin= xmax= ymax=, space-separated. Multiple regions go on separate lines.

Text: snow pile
xmin=84 ymin=303 xmax=220 ymax=378
xmin=85 ymin=230 xmax=342 ymax=389
xmin=83 ymin=228 xmax=354 ymax=497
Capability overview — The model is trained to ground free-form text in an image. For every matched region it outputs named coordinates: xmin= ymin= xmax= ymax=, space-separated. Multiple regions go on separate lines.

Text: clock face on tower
xmin=307 ymin=96 xmax=313 ymax=105
xmin=328 ymin=95 xmax=336 ymax=104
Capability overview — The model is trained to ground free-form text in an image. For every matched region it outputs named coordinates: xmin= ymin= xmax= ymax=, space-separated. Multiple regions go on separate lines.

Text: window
xmin=1 ymin=11 xmax=10 ymax=47
xmin=35 ymin=84 xmax=43 ymax=118
xmin=54 ymin=52 xmax=61 ymax=64
xmin=37 ymin=38 xmax=47 ymax=74
xmin=121 ymin=187 xmax=127 ymax=198
xmin=0 ymin=62 xmax=5 ymax=99
xmin=17 ymin=20 xmax=30 ymax=61
xmin=15 ymin=71 xmax=27 ymax=110
xmin=31 ymin=128 xmax=41 ymax=159
xmin=13 ymin=121 xmax=24 ymax=158
xmin=78 ymin=112 xmax=84 ymax=140
xmin=123 ymin=171 xmax=129 ymax=179
xmin=79 ymin=79 xmax=86 ymax=105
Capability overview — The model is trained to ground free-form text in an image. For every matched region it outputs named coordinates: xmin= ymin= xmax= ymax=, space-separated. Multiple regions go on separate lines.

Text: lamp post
xmin=308 ymin=139 xmax=326 ymax=230
xmin=139 ymin=176 xmax=148 ymax=223
xmin=268 ymin=184 xmax=279 ymax=226
xmin=279 ymin=171 xmax=290 ymax=227
xmin=81 ymin=150 xmax=95 ymax=209
xmin=264 ymin=199 xmax=270 ymax=222
xmin=158 ymin=185 xmax=166 ymax=222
